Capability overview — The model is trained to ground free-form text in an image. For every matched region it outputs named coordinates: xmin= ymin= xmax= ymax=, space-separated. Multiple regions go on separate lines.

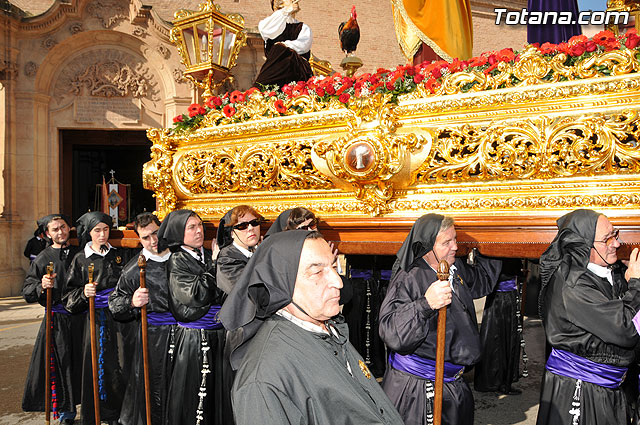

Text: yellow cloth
xmin=391 ymin=0 xmax=473 ymax=62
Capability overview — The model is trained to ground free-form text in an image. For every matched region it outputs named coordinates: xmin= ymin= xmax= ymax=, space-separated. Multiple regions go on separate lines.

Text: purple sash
xmin=351 ymin=269 xmax=373 ymax=280
xmin=546 ymin=348 xmax=627 ymax=389
xmin=94 ymin=287 xmax=115 ymax=309
xmin=48 ymin=304 xmax=71 ymax=315
xmin=388 ymin=352 xmax=464 ymax=382
xmin=147 ymin=311 xmax=178 ymax=327
xmin=496 ymin=278 xmax=517 ymax=292
xmin=380 ymin=270 xmax=392 ymax=281
xmin=177 ymin=305 xmax=223 ymax=330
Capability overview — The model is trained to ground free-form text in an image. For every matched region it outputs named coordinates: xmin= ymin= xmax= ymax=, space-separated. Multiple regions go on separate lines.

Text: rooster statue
xmin=338 ymin=6 xmax=360 ymax=56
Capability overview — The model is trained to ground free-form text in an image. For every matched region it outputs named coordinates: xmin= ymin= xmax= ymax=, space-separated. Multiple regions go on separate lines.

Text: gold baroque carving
xmin=143 ymin=128 xmax=178 ymax=219
xmin=414 ymin=112 xmax=640 ymax=184
xmin=175 ymin=141 xmax=334 ymax=194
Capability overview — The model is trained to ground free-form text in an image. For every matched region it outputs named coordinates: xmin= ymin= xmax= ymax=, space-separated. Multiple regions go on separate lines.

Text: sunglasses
xmin=233 ymin=219 xmax=261 ymax=231
xmin=594 ymin=228 xmax=619 ymax=246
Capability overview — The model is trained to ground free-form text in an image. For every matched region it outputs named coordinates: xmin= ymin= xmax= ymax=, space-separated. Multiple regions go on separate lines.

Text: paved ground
xmin=0 ymin=296 xmax=543 ymax=424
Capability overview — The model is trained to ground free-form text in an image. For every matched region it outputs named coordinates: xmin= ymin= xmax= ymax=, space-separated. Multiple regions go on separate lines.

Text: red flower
xmin=483 ymin=63 xmax=500 ymax=75
xmin=585 ymin=40 xmax=597 ymax=52
xmin=368 ymin=74 xmax=380 ymax=85
xmin=539 ymin=42 xmax=557 ymax=55
xmin=173 ymin=114 xmax=184 ymax=123
xmin=244 ymin=87 xmax=259 ymax=98
xmin=268 ymin=91 xmax=277 ymax=97
xmin=229 ymin=90 xmax=245 ymax=103
xmin=569 ymin=43 xmax=586 ymax=56
xmin=568 ymin=34 xmax=588 ymax=45
xmin=405 ymin=66 xmax=416 ymax=76
xmin=496 ymin=48 xmax=515 ymax=62
xmin=338 ymin=93 xmax=350 ymax=103
xmin=413 ymin=73 xmax=425 ymax=84
xmin=282 ymin=85 xmax=293 ymax=96
xmin=626 ymin=31 xmax=640 ymax=49
xmin=425 ymin=78 xmax=439 ymax=93
xmin=556 ymin=42 xmax=571 ymax=55
xmin=593 ymin=30 xmax=616 ymax=46
xmin=205 ymin=97 xmax=223 ymax=109
xmin=223 ymin=105 xmax=236 ymax=117
xmin=315 ymin=87 xmax=326 ymax=97
xmin=325 ymin=85 xmax=336 ymax=95
xmin=341 ymin=77 xmax=354 ymax=89
xmin=385 ymin=81 xmax=395 ymax=90
xmin=468 ymin=55 xmax=488 ymax=67
xmin=274 ymin=99 xmax=287 ymax=114
xmin=187 ymin=103 xmax=206 ymax=118
xmin=431 ymin=67 xmax=442 ymax=79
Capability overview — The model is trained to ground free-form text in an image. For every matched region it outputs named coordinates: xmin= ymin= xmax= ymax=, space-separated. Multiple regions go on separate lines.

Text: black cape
xmin=22 ymin=245 xmax=83 ymax=414
xmin=166 ymin=248 xmax=232 ymax=425
xmin=536 ymin=209 xmax=640 ymax=425
xmin=216 ymin=244 xmax=250 ymax=295
xmin=63 ymin=246 xmax=128 ymax=424
xmin=108 ymin=253 xmax=174 ymax=425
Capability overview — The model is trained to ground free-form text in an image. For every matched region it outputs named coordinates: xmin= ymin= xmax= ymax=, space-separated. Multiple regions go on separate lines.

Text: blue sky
xmin=577 ymin=0 xmax=607 ymax=11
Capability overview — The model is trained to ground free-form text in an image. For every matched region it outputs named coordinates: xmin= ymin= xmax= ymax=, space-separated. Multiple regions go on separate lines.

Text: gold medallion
xmin=115 ymin=256 xmax=122 ymax=264
xmin=359 ymin=360 xmax=371 ymax=379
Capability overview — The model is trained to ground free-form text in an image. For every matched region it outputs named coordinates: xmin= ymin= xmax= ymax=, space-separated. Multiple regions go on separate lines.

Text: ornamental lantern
xmin=170 ymin=0 xmax=247 ymax=97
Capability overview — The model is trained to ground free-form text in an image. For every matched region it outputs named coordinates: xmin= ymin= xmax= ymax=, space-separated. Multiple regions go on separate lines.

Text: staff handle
xmin=138 ymin=255 xmax=153 ymax=425
xmin=44 ymin=262 xmax=54 ymax=425
xmin=434 ymin=260 xmax=450 ymax=425
xmin=87 ymin=263 xmax=101 ymax=425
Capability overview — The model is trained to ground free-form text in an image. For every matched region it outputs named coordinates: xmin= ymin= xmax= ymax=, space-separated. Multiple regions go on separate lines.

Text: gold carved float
xmin=143 ymin=46 xmax=640 ymax=255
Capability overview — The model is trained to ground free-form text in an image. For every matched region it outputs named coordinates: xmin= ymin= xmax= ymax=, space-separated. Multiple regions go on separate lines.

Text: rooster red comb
xmin=351 ymin=5 xmax=357 ymax=19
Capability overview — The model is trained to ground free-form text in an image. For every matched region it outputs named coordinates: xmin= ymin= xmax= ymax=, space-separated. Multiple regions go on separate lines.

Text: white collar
xmin=84 ymin=241 xmax=112 ymax=257
xmin=233 ymin=241 xmax=253 ymax=258
xmin=276 ymin=309 xmax=329 ymax=334
xmin=142 ymin=248 xmax=171 ymax=263
xmin=587 ymin=262 xmax=613 ymax=285
xmin=181 ymin=245 xmax=205 ymax=262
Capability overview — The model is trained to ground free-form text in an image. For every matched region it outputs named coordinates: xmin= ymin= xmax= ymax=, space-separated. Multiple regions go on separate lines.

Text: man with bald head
xmin=536 ymin=209 xmax=640 ymax=425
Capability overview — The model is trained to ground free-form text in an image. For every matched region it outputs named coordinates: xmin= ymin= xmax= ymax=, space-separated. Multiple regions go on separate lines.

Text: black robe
xmin=254 ymin=22 xmax=313 ymax=88
xmin=379 ymin=256 xmax=501 ymax=425
xmin=232 ymin=315 xmax=404 ymax=425
xmin=536 ymin=268 xmax=640 ymax=425
xmin=63 ymin=247 xmax=128 ymax=424
xmin=22 ymin=245 xmax=83 ymax=415
xmin=216 ymin=244 xmax=249 ymax=295
xmin=24 ymin=236 xmax=47 ymax=261
xmin=474 ymin=268 xmax=523 ymax=393
xmin=166 ymin=249 xmax=233 ymax=425
xmin=109 ymin=253 xmax=174 ymax=425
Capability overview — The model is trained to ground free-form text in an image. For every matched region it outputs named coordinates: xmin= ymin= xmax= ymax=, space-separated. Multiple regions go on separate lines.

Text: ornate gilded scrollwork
xmin=175 ymin=141 xmax=334 ymax=194
xmin=414 ymin=111 xmax=640 ymax=183
xmin=314 ymin=94 xmax=428 ymax=215
xmin=143 ymin=128 xmax=178 ymax=219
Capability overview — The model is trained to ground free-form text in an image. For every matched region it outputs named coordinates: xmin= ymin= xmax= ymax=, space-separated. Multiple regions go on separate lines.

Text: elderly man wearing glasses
xmin=537 ymin=209 xmax=640 ymax=425
xmin=216 ymin=205 xmax=264 ymax=294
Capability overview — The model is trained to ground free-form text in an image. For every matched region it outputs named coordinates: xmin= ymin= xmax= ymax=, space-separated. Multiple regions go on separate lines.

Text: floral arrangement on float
xmin=171 ymin=30 xmax=640 ymax=133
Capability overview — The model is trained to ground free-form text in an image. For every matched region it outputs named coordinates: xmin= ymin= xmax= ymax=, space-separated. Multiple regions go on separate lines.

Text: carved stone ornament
xmin=132 ymin=27 xmax=146 ymax=37
xmin=87 ymin=0 xmax=127 ymax=28
xmin=157 ymin=45 xmax=170 ymax=59
xmin=24 ymin=61 xmax=37 ymax=78
xmin=0 ymin=60 xmax=18 ymax=81
xmin=53 ymin=49 xmax=158 ymax=103
xmin=42 ymin=38 xmax=57 ymax=50
xmin=69 ymin=22 xmax=84 ymax=34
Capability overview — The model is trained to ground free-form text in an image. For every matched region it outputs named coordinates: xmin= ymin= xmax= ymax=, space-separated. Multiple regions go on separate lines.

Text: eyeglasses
xmin=233 ymin=219 xmax=261 ymax=231
xmin=594 ymin=229 xmax=619 ymax=246
xmin=297 ymin=218 xmax=318 ymax=231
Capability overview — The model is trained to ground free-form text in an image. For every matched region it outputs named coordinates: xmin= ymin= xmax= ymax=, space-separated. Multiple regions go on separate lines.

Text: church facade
xmin=0 ymin=0 xmax=528 ymax=295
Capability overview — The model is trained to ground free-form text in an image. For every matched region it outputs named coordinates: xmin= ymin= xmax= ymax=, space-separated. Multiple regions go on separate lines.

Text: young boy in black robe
xmin=220 ymin=230 xmax=404 ymax=425
xmin=536 ymin=209 xmax=640 ymax=425
xmin=378 ymin=214 xmax=502 ymax=425
xmin=22 ymin=214 xmax=83 ymax=424
xmin=62 ymin=211 xmax=126 ymax=425
xmin=109 ymin=212 xmax=174 ymax=425
xmin=158 ymin=209 xmax=231 ymax=425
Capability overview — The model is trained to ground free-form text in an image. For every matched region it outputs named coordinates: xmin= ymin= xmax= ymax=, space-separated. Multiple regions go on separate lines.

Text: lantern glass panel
xmin=222 ymin=31 xmax=236 ymax=68
xmin=182 ymin=25 xmax=196 ymax=67
xmin=210 ymin=23 xmax=223 ymax=65
xmin=196 ymin=23 xmax=208 ymax=63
